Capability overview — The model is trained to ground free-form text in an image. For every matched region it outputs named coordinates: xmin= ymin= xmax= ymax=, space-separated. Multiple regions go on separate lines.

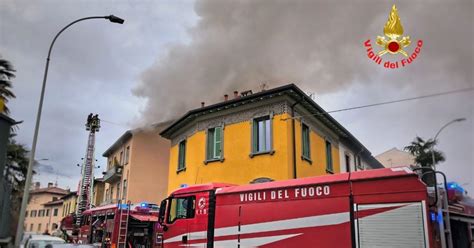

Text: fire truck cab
xmin=78 ymin=202 xmax=161 ymax=248
xmin=158 ymin=167 xmax=433 ymax=247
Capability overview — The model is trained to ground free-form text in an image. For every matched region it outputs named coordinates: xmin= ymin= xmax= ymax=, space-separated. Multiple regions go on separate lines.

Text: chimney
xmin=201 ymin=102 xmax=205 ymax=108
xmin=224 ymin=94 xmax=228 ymax=101
xmin=34 ymin=182 xmax=40 ymax=190
xmin=48 ymin=182 xmax=53 ymax=188
xmin=233 ymin=91 xmax=239 ymax=99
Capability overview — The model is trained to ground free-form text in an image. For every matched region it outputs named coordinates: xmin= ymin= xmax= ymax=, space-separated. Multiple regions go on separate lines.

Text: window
xmin=108 ymin=159 xmax=112 ymax=169
xmin=38 ymin=223 xmax=42 ymax=232
xmin=120 ymin=151 xmax=124 ymax=165
xmin=325 ymin=141 xmax=333 ymax=172
xmin=177 ymin=140 xmax=186 ymax=171
xmin=105 ymin=189 xmax=109 ymax=201
xmin=31 ymin=210 xmax=37 ymax=217
xmin=206 ymin=127 xmax=223 ymax=161
xmin=25 ymin=211 xmax=28 ymax=217
xmin=356 ymin=156 xmax=363 ymax=170
xmin=252 ymin=116 xmax=272 ymax=154
xmin=46 ymin=223 xmax=49 ymax=231
xmin=167 ymin=196 xmax=195 ymax=223
xmin=301 ymin=124 xmax=311 ymax=160
xmin=125 ymin=146 xmax=130 ymax=164
xmin=110 ymin=186 xmax=114 ymax=201
xmin=30 ymin=224 xmax=33 ymax=231
xmin=53 ymin=208 xmax=58 ymax=216
xmin=345 ymin=154 xmax=351 ymax=172
xmin=122 ymin=179 xmax=127 ymax=201
xmin=116 ymin=182 xmax=121 ymax=200
xmin=46 ymin=209 xmax=49 ymax=216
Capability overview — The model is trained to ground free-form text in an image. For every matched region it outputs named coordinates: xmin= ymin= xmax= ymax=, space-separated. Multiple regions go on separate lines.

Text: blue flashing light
xmin=447 ymin=182 xmax=465 ymax=193
xmin=118 ymin=203 xmax=129 ymax=209
xmin=180 ymin=184 xmax=188 ymax=188
xmin=140 ymin=202 xmax=149 ymax=208
xmin=437 ymin=212 xmax=444 ymax=223
xmin=430 ymin=212 xmax=436 ymax=222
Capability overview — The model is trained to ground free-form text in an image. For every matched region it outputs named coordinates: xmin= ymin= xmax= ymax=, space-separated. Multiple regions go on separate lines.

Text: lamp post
xmin=14 ymin=15 xmax=124 ymax=246
xmin=431 ymin=118 xmax=466 ymax=171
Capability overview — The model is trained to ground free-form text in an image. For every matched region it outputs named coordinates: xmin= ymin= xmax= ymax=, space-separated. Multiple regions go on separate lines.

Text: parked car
xmin=45 ymin=245 xmax=98 ymax=248
xmin=23 ymin=235 xmax=65 ymax=248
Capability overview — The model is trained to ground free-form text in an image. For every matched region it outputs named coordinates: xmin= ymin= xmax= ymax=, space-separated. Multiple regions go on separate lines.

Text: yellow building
xmin=101 ymin=122 xmax=171 ymax=206
xmin=60 ymin=191 xmax=77 ymax=218
xmin=24 ymin=183 xmax=68 ymax=233
xmin=161 ymin=84 xmax=383 ymax=193
xmin=91 ymin=177 xmax=105 ymax=207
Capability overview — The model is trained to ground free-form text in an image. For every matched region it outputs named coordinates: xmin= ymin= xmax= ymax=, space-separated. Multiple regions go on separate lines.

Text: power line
xmin=283 ymin=87 xmax=474 ymax=120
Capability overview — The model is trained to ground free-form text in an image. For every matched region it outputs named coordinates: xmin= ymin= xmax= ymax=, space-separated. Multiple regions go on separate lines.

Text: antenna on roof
xmin=307 ymin=92 xmax=316 ymax=101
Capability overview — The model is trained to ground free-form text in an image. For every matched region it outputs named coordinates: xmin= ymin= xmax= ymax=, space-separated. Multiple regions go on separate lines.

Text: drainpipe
xmin=290 ymin=98 xmax=304 ymax=179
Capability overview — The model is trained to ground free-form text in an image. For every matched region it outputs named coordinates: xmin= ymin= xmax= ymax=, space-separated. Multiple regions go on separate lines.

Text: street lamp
xmin=14 ymin=15 xmax=124 ymax=246
xmin=431 ymin=118 xmax=466 ymax=171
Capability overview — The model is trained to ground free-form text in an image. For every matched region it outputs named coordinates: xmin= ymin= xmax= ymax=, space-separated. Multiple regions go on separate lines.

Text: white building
xmin=375 ymin=147 xmax=416 ymax=168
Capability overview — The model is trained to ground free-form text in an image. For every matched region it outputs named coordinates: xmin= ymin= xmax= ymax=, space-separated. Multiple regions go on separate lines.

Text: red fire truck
xmin=77 ymin=202 xmax=161 ymax=248
xmin=157 ymin=167 xmax=435 ymax=247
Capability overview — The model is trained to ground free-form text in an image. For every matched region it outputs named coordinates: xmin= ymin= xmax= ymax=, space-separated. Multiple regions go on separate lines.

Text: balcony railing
xmin=102 ymin=164 xmax=123 ymax=183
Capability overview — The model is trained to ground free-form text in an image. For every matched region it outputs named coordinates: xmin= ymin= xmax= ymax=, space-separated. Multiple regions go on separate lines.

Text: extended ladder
xmin=117 ymin=200 xmax=131 ymax=248
xmin=76 ymin=114 xmax=100 ymax=227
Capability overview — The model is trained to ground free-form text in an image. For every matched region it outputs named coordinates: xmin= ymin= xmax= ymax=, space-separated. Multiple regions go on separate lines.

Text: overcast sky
xmin=1 ymin=0 xmax=472 ymax=194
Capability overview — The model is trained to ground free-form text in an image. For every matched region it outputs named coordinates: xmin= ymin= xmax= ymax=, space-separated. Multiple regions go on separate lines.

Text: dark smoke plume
xmin=134 ymin=0 xmax=473 ymax=123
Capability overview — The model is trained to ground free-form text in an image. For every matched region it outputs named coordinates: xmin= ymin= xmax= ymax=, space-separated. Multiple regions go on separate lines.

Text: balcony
xmin=102 ymin=164 xmax=123 ymax=183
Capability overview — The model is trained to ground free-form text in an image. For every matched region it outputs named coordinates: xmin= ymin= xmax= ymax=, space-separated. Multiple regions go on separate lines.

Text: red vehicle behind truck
xmin=77 ymin=202 xmax=161 ymax=248
xmin=157 ymin=167 xmax=435 ymax=247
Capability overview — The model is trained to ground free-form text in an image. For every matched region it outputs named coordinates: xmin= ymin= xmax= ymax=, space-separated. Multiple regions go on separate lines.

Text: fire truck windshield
xmin=167 ymin=196 xmax=195 ymax=223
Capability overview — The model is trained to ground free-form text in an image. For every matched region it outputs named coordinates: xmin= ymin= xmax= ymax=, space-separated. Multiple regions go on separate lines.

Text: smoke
xmin=134 ymin=0 xmax=473 ymax=123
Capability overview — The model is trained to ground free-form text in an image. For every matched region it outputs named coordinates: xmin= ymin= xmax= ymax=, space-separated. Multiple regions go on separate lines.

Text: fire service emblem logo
xmin=364 ymin=5 xmax=423 ymax=69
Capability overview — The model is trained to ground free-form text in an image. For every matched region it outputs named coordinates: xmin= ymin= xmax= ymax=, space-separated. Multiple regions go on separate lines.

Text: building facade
xmin=92 ymin=177 xmax=105 ymax=207
xmin=24 ymin=183 xmax=68 ymax=234
xmin=161 ymin=84 xmax=383 ymax=193
xmin=101 ymin=123 xmax=171 ymax=206
xmin=375 ymin=147 xmax=416 ymax=168
xmin=60 ymin=191 xmax=77 ymax=219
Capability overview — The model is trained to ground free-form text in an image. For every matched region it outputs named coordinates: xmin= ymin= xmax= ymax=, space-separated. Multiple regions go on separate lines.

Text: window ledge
xmin=249 ymin=150 xmax=275 ymax=158
xmin=176 ymin=168 xmax=186 ymax=174
xmin=204 ymin=158 xmax=225 ymax=164
xmin=326 ymin=169 xmax=334 ymax=174
xmin=301 ymin=155 xmax=312 ymax=164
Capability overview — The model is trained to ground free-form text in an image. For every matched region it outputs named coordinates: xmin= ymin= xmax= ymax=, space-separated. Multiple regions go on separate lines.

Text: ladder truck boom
xmin=76 ymin=113 xmax=100 ymax=227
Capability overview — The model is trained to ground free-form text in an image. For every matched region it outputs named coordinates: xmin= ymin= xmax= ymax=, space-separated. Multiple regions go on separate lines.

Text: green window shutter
xmin=325 ymin=141 xmax=332 ymax=171
xmin=252 ymin=120 xmax=258 ymax=153
xmin=207 ymin=129 xmax=214 ymax=160
xmin=178 ymin=140 xmax=186 ymax=170
xmin=214 ymin=127 xmax=222 ymax=158
xmin=302 ymin=124 xmax=310 ymax=158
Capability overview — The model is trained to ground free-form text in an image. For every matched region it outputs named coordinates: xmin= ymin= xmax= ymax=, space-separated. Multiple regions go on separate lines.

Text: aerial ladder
xmin=75 ymin=113 xmax=100 ymax=227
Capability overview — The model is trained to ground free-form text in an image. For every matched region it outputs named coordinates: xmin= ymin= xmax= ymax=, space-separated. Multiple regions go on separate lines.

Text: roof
xmin=43 ymin=199 xmax=63 ymax=206
xmin=60 ymin=191 xmax=77 ymax=200
xmin=102 ymin=120 xmax=174 ymax=157
xmin=102 ymin=130 xmax=133 ymax=157
xmin=94 ymin=177 xmax=105 ymax=183
xmin=30 ymin=187 xmax=68 ymax=195
xmin=375 ymin=147 xmax=414 ymax=158
xmin=160 ymin=84 xmax=383 ymax=168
